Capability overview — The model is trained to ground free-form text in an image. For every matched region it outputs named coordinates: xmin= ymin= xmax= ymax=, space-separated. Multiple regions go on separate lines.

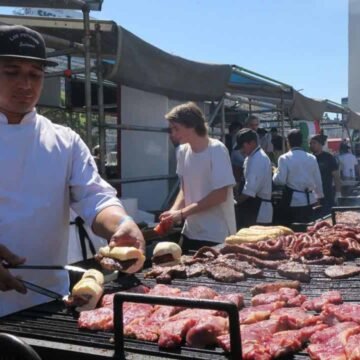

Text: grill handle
xmin=331 ymin=206 xmax=360 ymax=225
xmin=114 ymin=292 xmax=242 ymax=359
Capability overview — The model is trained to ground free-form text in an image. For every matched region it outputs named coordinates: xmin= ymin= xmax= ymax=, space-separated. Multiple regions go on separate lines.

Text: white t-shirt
xmin=0 ymin=110 xmax=122 ymax=317
xmin=338 ymin=153 xmax=358 ymax=179
xmin=273 ymin=148 xmax=324 ymax=207
xmin=177 ymin=138 xmax=236 ymax=242
xmin=242 ymin=147 xmax=273 ymax=223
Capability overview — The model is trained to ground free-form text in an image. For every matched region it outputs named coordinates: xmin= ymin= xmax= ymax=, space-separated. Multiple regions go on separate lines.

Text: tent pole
xmin=280 ymin=93 xmax=285 ymax=152
xmin=82 ymin=5 xmax=92 ymax=149
xmin=221 ymin=100 xmax=226 ymax=143
xmin=96 ymin=23 xmax=107 ymax=178
xmin=208 ymin=97 xmax=225 ymax=127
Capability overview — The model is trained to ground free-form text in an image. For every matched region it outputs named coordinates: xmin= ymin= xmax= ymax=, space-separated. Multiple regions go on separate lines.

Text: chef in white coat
xmin=0 ymin=25 xmax=144 ymax=317
xmin=235 ymin=128 xmax=273 ymax=227
xmin=273 ymin=129 xmax=323 ymax=225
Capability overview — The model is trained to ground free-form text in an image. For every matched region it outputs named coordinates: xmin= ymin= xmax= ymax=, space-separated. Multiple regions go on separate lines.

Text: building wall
xmin=349 ymin=0 xmax=360 ymax=111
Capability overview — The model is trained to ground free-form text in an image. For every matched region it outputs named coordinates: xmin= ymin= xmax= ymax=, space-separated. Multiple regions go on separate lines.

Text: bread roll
xmin=152 ymin=242 xmax=182 ymax=266
xmin=98 ymin=245 xmax=145 ymax=274
xmin=81 ymin=269 xmax=104 ymax=285
xmin=71 ymin=278 xmax=103 ymax=312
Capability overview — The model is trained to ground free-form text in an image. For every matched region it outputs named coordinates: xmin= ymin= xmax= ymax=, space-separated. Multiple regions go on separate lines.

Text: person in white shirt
xmin=235 ymin=128 xmax=273 ymax=227
xmin=338 ymin=143 xmax=359 ymax=180
xmin=273 ymin=129 xmax=323 ymax=225
xmin=0 ymin=25 xmax=144 ymax=317
xmin=159 ymin=102 xmax=236 ymax=250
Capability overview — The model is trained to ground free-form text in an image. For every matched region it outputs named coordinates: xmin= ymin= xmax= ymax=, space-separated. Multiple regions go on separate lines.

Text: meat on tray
xmin=335 ymin=211 xmax=360 ymax=226
xmin=321 ymin=303 xmax=360 ymax=325
xmin=325 ymin=264 xmax=360 ymax=279
xmin=277 ymin=261 xmax=310 ymax=282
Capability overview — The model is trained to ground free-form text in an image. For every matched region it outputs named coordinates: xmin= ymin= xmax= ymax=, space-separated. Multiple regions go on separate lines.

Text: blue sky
xmin=0 ymin=1 xmax=348 ymax=103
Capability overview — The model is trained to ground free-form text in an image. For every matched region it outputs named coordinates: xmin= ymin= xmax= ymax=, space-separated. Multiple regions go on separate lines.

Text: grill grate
xmin=0 ymin=263 xmax=359 ymax=359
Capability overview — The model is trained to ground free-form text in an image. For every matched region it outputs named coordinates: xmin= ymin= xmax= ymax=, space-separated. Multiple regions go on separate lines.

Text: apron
xmin=280 ymin=185 xmax=312 ymax=225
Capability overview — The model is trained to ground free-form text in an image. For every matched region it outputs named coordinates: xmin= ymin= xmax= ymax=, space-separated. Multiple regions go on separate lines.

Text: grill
xmin=1 ymin=260 xmax=360 ymax=360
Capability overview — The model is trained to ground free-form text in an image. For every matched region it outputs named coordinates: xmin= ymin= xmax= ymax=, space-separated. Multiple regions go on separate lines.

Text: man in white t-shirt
xmin=159 ymin=102 xmax=236 ymax=250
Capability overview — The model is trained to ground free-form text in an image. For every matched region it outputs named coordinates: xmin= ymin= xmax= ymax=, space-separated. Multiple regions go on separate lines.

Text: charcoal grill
xmin=1 ymin=262 xmax=360 ymax=359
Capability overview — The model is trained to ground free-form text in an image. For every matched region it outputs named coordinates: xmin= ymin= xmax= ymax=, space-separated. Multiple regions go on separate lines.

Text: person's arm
xmin=159 ymin=188 xmax=185 ymax=225
xmin=0 ymin=245 xmax=27 ymax=294
xmin=272 ymin=156 xmax=287 ymax=185
xmin=92 ymin=205 xmax=145 ymax=253
xmin=160 ymin=186 xmax=229 ymax=224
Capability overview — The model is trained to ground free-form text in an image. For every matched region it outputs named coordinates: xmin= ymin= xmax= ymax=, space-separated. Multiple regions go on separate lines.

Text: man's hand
xmin=0 ymin=244 xmax=27 ymax=293
xmin=109 ymin=219 xmax=145 ymax=254
xmin=159 ymin=209 xmax=182 ymax=225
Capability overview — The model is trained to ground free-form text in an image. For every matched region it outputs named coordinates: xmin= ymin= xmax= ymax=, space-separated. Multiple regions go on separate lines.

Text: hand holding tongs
xmin=20 ymin=279 xmax=64 ymax=301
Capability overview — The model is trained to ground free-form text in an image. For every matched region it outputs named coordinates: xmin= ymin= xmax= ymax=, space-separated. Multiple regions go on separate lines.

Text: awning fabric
xmin=105 ymin=26 xmax=232 ymax=101
xmin=289 ymin=91 xmax=326 ymax=121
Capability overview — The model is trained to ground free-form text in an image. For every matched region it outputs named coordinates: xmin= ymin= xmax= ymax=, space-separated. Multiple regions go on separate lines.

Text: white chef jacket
xmin=177 ymin=139 xmax=236 ymax=243
xmin=0 ymin=110 xmax=122 ymax=317
xmin=273 ymin=148 xmax=324 ymax=207
xmin=242 ymin=147 xmax=273 ymax=223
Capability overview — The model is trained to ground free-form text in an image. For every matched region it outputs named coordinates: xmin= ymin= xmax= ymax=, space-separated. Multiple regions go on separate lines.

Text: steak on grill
xmin=324 ymin=264 xmax=360 ymax=279
xmin=277 ymin=261 xmax=310 ymax=282
xmin=205 ymin=264 xmax=245 ymax=282
xmin=251 ymin=280 xmax=301 ymax=296
xmin=302 ymin=291 xmax=343 ymax=312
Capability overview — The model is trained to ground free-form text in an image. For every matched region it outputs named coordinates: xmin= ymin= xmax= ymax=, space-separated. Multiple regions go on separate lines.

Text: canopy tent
xmin=105 ymin=26 xmax=232 ymax=101
xmin=0 ymin=13 xmax=357 ymax=127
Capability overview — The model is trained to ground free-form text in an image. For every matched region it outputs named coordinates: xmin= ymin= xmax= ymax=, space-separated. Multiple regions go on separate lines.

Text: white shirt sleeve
xmin=69 ymin=133 xmax=123 ymax=226
xmin=210 ymin=143 xmax=235 ymax=190
xmin=273 ymin=156 xmax=288 ymax=185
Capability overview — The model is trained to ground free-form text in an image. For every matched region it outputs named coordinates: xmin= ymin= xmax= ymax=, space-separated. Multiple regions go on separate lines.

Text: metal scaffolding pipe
xmin=96 ymin=24 xmax=107 ymax=178
xmin=101 ymin=123 xmax=170 ymax=133
xmin=82 ymin=7 xmax=93 ymax=149
xmin=221 ymin=100 xmax=226 ymax=142
xmin=208 ymin=97 xmax=225 ymax=127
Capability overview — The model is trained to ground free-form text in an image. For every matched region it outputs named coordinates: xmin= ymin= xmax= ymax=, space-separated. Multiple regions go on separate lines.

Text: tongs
xmin=20 ymin=280 xmax=64 ymax=301
xmin=3 ymin=264 xmax=87 ymax=273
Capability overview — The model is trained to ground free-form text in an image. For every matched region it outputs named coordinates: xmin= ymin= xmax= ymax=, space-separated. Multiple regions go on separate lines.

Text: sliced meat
xmin=277 ymin=261 xmax=310 ymax=282
xmin=251 ymin=280 xmax=301 ymax=296
xmin=239 ymin=301 xmax=285 ymax=324
xmin=321 ymin=303 xmax=360 ymax=325
xmin=324 ymin=264 xmax=360 ymax=279
xmin=158 ymin=318 xmax=197 ymax=348
xmin=205 ymin=264 xmax=245 ymax=283
xmin=78 ymin=307 xmax=114 ymax=331
xmin=302 ymin=291 xmax=343 ymax=312
xmin=251 ymin=288 xmax=299 ymax=306
xmin=270 ymin=307 xmax=321 ymax=328
xmin=213 ymin=256 xmax=263 ymax=278
xmin=301 ymin=255 xmax=344 ymax=265
xmin=186 ymin=316 xmax=228 ymax=348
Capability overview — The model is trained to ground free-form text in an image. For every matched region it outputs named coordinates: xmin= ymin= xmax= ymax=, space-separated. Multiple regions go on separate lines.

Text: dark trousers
xmin=289 ymin=205 xmax=313 ymax=224
xmin=179 ymin=234 xmax=218 ymax=252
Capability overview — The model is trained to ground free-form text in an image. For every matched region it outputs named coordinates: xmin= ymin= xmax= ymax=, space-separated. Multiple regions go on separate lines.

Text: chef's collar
xmin=249 ymin=145 xmax=261 ymax=157
xmin=0 ymin=108 xmax=37 ymax=125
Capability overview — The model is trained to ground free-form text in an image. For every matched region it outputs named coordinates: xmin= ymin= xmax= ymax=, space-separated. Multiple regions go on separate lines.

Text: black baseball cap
xmin=0 ymin=25 xmax=57 ymax=67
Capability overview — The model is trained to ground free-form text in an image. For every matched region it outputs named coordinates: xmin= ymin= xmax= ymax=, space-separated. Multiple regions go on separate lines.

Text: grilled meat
xmin=277 ymin=261 xmax=310 ymax=282
xmin=324 ymin=264 xmax=360 ymax=279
